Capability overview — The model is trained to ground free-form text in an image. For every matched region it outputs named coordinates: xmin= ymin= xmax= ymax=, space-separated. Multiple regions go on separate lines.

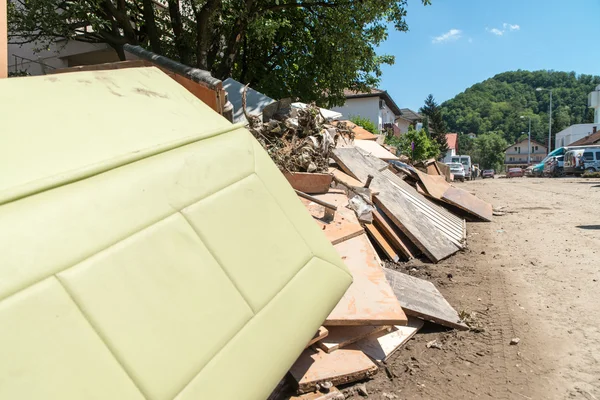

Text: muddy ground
xmin=343 ymin=177 xmax=600 ymax=400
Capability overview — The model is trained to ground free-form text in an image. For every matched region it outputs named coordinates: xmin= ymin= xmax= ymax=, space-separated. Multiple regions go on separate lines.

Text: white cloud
xmin=488 ymin=23 xmax=520 ymax=36
xmin=432 ymin=29 xmax=462 ymax=44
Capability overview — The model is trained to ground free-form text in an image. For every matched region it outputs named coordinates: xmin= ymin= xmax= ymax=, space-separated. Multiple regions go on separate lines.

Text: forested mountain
xmin=440 ymin=70 xmax=600 ymax=146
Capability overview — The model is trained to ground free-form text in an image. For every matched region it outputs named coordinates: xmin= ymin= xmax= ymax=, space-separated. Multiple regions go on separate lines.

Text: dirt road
xmin=361 ymin=177 xmax=600 ymax=400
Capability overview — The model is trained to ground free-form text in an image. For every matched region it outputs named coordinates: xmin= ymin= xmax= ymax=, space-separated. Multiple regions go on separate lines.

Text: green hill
xmin=441 ymin=70 xmax=600 ymax=146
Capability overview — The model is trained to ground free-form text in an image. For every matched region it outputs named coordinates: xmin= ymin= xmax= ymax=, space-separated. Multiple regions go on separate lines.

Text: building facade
xmin=330 ymin=89 xmax=402 ymax=133
xmin=504 ymin=138 xmax=547 ymax=169
xmin=554 ymin=123 xmax=600 ymax=149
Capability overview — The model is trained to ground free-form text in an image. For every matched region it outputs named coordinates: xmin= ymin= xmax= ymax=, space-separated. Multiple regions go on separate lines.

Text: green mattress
xmin=0 ymin=67 xmax=352 ymax=400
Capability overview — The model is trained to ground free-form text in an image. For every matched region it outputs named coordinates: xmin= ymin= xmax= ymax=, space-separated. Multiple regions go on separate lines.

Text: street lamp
xmin=520 ymin=116 xmax=531 ymax=164
xmin=536 ymin=87 xmax=553 ymax=153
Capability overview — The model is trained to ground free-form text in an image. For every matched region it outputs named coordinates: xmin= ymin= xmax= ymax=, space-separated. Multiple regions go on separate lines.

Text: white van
xmin=451 ymin=155 xmax=472 ymax=180
xmin=582 ymin=148 xmax=600 ymax=172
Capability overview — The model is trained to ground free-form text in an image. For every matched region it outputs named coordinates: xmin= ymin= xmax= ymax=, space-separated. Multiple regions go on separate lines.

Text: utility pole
xmin=537 ymin=88 xmax=553 ymax=153
xmin=520 ymin=116 xmax=532 ymax=164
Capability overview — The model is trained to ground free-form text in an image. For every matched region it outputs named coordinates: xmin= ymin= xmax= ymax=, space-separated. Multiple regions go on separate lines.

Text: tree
xmin=441 ymin=70 xmax=600 ymax=146
xmin=349 ymin=115 xmax=377 ymax=134
xmin=387 ymin=126 xmax=440 ymax=162
xmin=420 ymin=94 xmax=448 ymax=155
xmin=8 ymin=0 xmax=431 ymax=106
xmin=457 ymin=133 xmax=475 ymax=157
xmin=473 ymin=132 xmax=507 ymax=170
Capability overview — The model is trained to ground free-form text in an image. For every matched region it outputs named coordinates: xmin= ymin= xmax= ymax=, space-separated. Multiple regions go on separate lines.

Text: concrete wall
xmin=554 ymin=123 xmax=600 ymax=148
xmin=331 ymin=97 xmax=380 ymax=132
xmin=396 ymin=117 xmax=412 ymax=135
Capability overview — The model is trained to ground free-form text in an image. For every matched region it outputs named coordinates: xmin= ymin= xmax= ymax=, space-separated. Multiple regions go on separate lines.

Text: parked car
xmin=564 ymin=149 xmax=585 ymax=176
xmin=582 ymin=148 xmax=600 ymax=172
xmin=448 ymin=162 xmax=466 ymax=182
xmin=450 ymin=155 xmax=472 ymax=180
xmin=524 ymin=165 xmax=535 ymax=177
xmin=482 ymin=169 xmax=495 ymax=179
xmin=507 ymin=167 xmax=524 ymax=178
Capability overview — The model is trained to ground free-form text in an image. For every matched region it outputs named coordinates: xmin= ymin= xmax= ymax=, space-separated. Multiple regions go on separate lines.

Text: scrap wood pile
xmin=268 ymin=139 xmax=493 ymax=399
xmin=244 ymin=94 xmax=355 ymax=174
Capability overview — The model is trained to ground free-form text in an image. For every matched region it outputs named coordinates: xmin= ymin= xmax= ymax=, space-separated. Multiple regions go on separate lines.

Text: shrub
xmin=386 ymin=126 xmax=440 ymax=162
xmin=349 ymin=115 xmax=378 ymax=134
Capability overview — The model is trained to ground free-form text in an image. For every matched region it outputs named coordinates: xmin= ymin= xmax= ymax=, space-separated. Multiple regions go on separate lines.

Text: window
xmin=535 ymin=146 xmax=538 ymax=151
xmin=517 ymin=147 xmax=521 ymax=154
xmin=514 ymin=147 xmax=518 ymax=152
xmin=583 ymin=152 xmax=594 ymax=161
xmin=596 ymin=152 xmax=600 ymax=161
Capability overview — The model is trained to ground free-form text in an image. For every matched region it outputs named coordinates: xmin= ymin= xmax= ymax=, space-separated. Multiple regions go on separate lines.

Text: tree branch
xmin=259 ymin=1 xmax=347 ymax=13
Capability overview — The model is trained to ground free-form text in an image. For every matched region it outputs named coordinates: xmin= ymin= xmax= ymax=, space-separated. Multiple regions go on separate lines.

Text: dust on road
xmin=361 ymin=177 xmax=600 ymax=400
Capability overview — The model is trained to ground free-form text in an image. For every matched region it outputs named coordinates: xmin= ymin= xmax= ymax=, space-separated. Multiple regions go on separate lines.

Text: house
xmin=504 ymin=138 xmax=547 ymax=169
xmin=396 ymin=108 xmax=423 ymax=135
xmin=554 ymin=123 xmax=600 ymax=149
xmin=330 ymin=88 xmax=402 ymax=134
xmin=467 ymin=132 xmax=477 ymax=139
xmin=443 ymin=133 xmax=458 ymax=163
xmin=8 ymin=40 xmax=128 ymax=76
xmin=569 ymin=128 xmax=600 ymax=146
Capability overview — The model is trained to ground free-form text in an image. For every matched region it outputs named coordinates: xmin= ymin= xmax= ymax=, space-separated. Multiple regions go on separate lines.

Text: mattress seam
xmin=53 ymin=276 xmax=150 ymax=400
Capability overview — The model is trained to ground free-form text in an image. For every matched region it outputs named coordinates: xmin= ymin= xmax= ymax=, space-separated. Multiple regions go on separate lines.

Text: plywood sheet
xmin=307 ymin=326 xmax=329 ymax=348
xmin=414 ymin=170 xmax=449 ymax=200
xmin=384 ymin=268 xmax=469 ymax=330
xmin=328 ymin=167 xmax=363 ymax=188
xmin=333 ymin=148 xmax=463 ymax=262
xmin=326 ymin=234 xmax=407 ymax=326
xmin=300 ymin=192 xmax=364 ymax=245
xmin=372 ymin=210 xmax=416 ymax=260
xmin=442 ymin=186 xmax=493 ymax=222
xmin=318 ymin=325 xmax=389 ymax=353
xmin=289 ymin=347 xmax=378 ymax=394
xmin=354 ymin=140 xmax=399 ymax=161
xmin=364 ymin=224 xmax=400 ymax=262
xmin=290 ymin=387 xmax=343 ymax=400
xmin=355 ymin=318 xmax=424 ymax=362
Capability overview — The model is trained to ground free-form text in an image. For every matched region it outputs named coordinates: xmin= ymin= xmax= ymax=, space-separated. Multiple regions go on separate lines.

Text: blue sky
xmin=377 ymin=0 xmax=600 ymax=111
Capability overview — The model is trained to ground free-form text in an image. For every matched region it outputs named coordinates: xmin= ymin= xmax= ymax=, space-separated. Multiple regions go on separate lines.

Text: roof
xmin=504 ymin=138 xmax=547 ymax=151
xmin=569 ymin=130 xmax=600 ymax=146
xmin=0 ymin=67 xmax=351 ymax=400
xmin=398 ymin=108 xmax=423 ymax=122
xmin=343 ymin=88 xmax=402 ymax=116
xmin=446 ymin=133 xmax=458 ymax=150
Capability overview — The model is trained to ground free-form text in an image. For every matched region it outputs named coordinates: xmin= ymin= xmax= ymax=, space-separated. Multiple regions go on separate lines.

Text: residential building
xmin=504 ymin=138 xmax=547 ymax=169
xmin=330 ymin=89 xmax=402 ymax=133
xmin=396 ymin=108 xmax=423 ymax=135
xmin=443 ymin=133 xmax=458 ymax=163
xmin=553 ymin=85 xmax=600 ymax=149
xmin=554 ymin=123 xmax=600 ymax=149
xmin=569 ymin=128 xmax=600 ymax=146
xmin=8 ymin=40 xmax=128 ymax=76
xmin=467 ymin=132 xmax=477 ymax=139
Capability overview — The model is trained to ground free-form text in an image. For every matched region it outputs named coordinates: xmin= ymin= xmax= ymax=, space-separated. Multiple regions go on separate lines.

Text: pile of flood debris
xmin=256 ymin=114 xmax=493 ymax=399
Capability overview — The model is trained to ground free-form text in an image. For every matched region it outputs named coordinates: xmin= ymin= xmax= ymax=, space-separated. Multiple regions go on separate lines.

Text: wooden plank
xmin=333 ymin=148 xmax=461 ymax=262
xmin=353 ymin=140 xmax=399 ymax=161
xmin=328 ymin=167 xmax=363 ymax=188
xmin=285 ymin=172 xmax=333 ymax=194
xmin=364 ymin=224 xmax=400 ymax=262
xmin=307 ymin=327 xmax=329 ymax=348
xmin=413 ymin=168 xmax=492 ymax=222
xmin=300 ymin=193 xmax=364 ymax=245
xmin=384 ymin=268 xmax=469 ymax=330
xmin=372 ymin=209 xmax=417 ymax=259
xmin=355 ymin=318 xmax=424 ymax=362
xmin=289 ymin=347 xmax=378 ymax=394
xmin=442 ymin=186 xmax=493 ymax=222
xmin=326 ymin=234 xmax=407 ymax=326
xmin=317 ymin=325 xmax=390 ymax=353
